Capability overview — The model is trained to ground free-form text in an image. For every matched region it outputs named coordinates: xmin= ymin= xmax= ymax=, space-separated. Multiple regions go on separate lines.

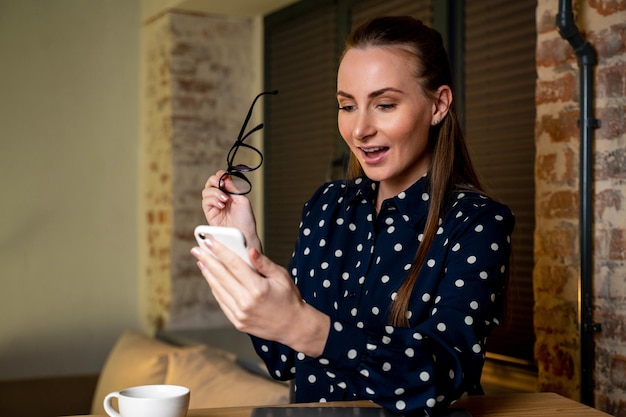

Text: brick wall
xmin=535 ymin=0 xmax=626 ymax=414
xmin=141 ymin=10 xmax=254 ymax=331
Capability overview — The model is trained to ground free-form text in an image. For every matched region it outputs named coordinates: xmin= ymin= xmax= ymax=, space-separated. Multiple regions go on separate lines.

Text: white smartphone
xmin=194 ymin=225 xmax=252 ymax=267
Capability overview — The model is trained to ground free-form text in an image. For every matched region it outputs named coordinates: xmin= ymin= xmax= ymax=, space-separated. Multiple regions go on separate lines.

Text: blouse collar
xmin=346 ymin=175 xmax=431 ymax=228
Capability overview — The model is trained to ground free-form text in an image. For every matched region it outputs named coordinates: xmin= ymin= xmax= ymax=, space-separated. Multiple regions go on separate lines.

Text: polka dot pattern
xmin=250 ymin=176 xmax=514 ymax=415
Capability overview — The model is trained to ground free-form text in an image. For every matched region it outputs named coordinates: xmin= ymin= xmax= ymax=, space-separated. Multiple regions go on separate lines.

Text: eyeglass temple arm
xmin=238 ymin=123 xmax=264 ymax=144
xmin=236 ymin=90 xmax=279 ymax=140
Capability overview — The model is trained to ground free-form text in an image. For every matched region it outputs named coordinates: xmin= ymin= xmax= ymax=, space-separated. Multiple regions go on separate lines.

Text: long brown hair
xmin=342 ymin=16 xmax=485 ymax=327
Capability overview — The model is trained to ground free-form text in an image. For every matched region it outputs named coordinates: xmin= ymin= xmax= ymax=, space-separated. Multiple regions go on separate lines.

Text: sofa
xmin=0 ymin=328 xmax=290 ymax=417
xmin=90 ymin=329 xmax=290 ymax=415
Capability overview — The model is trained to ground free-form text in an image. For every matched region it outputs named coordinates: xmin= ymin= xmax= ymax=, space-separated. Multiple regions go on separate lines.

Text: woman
xmin=191 ymin=16 xmax=514 ymax=415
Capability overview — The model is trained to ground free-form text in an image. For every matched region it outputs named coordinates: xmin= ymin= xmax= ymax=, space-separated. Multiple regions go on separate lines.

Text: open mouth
xmin=359 ymin=146 xmax=389 ymax=163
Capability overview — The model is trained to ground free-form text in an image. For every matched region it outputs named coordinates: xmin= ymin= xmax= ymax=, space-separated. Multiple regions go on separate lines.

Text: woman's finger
xmin=201 ymin=237 xmax=261 ymax=291
xmin=205 ymin=170 xmax=227 ymax=189
xmin=192 ymin=245 xmax=244 ymax=312
xmin=195 ymin=259 xmax=244 ymax=326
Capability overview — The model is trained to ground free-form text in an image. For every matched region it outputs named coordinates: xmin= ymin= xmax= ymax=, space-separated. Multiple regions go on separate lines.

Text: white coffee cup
xmin=103 ymin=384 xmax=190 ymax=417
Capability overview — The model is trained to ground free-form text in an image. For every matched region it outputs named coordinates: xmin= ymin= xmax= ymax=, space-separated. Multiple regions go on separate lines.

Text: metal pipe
xmin=556 ymin=0 xmax=600 ymax=407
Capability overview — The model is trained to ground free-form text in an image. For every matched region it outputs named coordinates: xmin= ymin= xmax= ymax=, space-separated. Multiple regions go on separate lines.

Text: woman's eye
xmin=338 ymin=105 xmax=356 ymax=112
xmin=378 ymin=103 xmax=396 ymax=110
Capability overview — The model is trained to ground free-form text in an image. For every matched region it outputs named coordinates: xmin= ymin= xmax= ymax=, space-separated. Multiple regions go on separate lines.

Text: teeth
xmin=362 ymin=147 xmax=384 ymax=153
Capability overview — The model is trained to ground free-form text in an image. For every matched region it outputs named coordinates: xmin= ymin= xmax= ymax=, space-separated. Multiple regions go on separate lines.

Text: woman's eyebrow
xmin=336 ymin=87 xmax=404 ymax=99
xmin=336 ymin=90 xmax=353 ymax=99
xmin=369 ymin=87 xmax=404 ymax=97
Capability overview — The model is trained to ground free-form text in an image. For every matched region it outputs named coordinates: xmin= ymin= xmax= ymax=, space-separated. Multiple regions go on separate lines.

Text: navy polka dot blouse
xmin=251 ymin=175 xmax=514 ymax=415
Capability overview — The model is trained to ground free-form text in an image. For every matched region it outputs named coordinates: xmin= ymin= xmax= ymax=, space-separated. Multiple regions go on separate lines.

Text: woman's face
xmin=337 ymin=46 xmax=437 ymax=198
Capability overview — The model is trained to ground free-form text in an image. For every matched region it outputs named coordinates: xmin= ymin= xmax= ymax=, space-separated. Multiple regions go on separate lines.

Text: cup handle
xmin=103 ymin=391 xmax=122 ymax=417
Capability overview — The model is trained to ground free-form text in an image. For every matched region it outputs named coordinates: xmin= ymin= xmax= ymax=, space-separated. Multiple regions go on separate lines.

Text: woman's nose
xmin=353 ymin=110 xmax=375 ymax=141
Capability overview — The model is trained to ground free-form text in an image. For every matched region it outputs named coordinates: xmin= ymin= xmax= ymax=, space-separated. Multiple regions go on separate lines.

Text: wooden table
xmin=449 ymin=392 xmax=610 ymax=416
xmin=76 ymin=393 xmax=611 ymax=417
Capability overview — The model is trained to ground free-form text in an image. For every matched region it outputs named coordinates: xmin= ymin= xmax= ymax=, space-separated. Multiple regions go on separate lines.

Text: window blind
xmin=351 ymin=0 xmax=432 ymax=26
xmin=264 ymin=2 xmax=339 ymax=266
xmin=464 ymin=0 xmax=537 ymax=362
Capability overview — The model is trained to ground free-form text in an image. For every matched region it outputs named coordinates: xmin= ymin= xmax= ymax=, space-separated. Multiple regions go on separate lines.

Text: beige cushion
xmin=164 ymin=345 xmax=290 ymax=408
xmin=91 ymin=330 xmax=194 ymax=414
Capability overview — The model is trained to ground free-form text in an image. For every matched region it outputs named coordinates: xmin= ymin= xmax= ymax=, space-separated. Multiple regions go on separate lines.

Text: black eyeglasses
xmin=219 ymin=90 xmax=278 ymax=195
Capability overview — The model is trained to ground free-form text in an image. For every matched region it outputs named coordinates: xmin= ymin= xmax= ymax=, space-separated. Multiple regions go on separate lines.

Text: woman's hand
xmin=202 ymin=170 xmax=261 ymax=252
xmin=191 ymin=237 xmax=330 ymax=357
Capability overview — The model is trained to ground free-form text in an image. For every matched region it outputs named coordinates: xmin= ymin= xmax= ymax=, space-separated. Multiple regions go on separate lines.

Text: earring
xmin=433 ymin=119 xmax=439 ymax=126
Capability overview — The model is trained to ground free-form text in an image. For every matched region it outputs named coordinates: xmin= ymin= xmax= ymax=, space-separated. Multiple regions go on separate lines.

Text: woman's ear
xmin=431 ymin=85 xmax=452 ymax=125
